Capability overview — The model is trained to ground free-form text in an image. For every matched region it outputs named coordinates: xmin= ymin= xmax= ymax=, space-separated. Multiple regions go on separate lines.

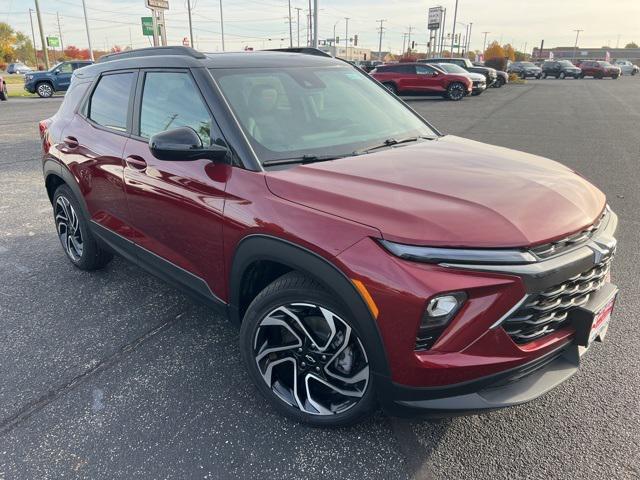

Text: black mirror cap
xmin=149 ymin=126 xmax=229 ymax=162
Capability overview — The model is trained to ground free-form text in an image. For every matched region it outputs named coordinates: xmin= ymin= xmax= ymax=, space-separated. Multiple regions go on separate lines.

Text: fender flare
xmin=229 ymin=234 xmax=390 ymax=377
xmin=43 ymin=159 xmax=91 ymax=218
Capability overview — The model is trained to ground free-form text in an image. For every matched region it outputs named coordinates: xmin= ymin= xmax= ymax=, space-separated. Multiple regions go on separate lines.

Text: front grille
xmin=531 ymin=210 xmax=607 ymax=259
xmin=503 ymin=256 xmax=613 ymax=344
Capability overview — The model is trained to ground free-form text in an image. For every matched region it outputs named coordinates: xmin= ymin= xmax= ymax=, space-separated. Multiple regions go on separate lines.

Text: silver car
xmin=614 ymin=60 xmax=638 ymax=76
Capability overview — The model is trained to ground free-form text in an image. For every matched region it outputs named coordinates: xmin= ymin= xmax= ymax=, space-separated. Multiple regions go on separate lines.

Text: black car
xmin=508 ymin=61 xmax=542 ymax=79
xmin=423 ymin=57 xmax=497 ymax=86
xmin=541 ymin=60 xmax=582 ymax=79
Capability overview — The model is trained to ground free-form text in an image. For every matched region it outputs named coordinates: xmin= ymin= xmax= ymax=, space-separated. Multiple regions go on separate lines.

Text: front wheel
xmin=445 ymin=82 xmax=466 ymax=101
xmin=0 ymin=84 xmax=7 ymax=101
xmin=53 ymin=185 xmax=113 ymax=270
xmin=240 ymin=272 xmax=375 ymax=426
xmin=559 ymin=72 xmax=566 ymax=79
xmin=612 ymin=74 xmax=619 ymax=79
xmin=36 ymin=82 xmax=54 ymax=98
xmin=382 ymin=82 xmax=397 ymax=95
xmin=541 ymin=72 xmax=547 ymax=79
xmin=494 ymin=77 xmax=504 ymax=88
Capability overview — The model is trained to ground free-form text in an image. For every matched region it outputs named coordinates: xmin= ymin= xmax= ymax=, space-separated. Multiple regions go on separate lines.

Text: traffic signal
xmin=354 ymin=34 xmax=358 ymax=46
xmin=411 ymin=41 xmax=415 ymax=49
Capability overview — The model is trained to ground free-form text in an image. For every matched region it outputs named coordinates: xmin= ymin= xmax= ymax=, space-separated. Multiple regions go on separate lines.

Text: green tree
xmin=13 ymin=31 xmax=34 ymax=63
xmin=0 ymin=22 xmax=16 ymax=62
xmin=625 ymin=42 xmax=638 ymax=48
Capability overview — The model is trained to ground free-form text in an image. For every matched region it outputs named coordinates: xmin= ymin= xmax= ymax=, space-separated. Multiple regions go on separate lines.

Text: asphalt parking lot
xmin=1 ymin=77 xmax=639 ymax=479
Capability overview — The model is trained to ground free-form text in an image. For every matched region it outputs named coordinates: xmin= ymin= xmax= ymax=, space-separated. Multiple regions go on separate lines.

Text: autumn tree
xmin=13 ymin=31 xmax=34 ymax=63
xmin=484 ymin=41 xmax=504 ymax=60
xmin=503 ymin=43 xmax=516 ymax=61
xmin=625 ymin=42 xmax=638 ymax=48
xmin=0 ymin=22 xmax=16 ymax=62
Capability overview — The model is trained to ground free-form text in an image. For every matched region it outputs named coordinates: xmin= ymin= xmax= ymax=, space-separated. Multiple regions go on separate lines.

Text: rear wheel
xmin=240 ymin=272 xmax=375 ymax=426
xmin=445 ymin=82 xmax=466 ymax=101
xmin=541 ymin=72 xmax=547 ymax=79
xmin=382 ymin=82 xmax=397 ymax=95
xmin=494 ymin=77 xmax=504 ymax=88
xmin=36 ymin=82 xmax=54 ymax=98
xmin=595 ymin=72 xmax=603 ymax=79
xmin=612 ymin=74 xmax=619 ymax=79
xmin=53 ymin=185 xmax=113 ymax=270
xmin=559 ymin=72 xmax=566 ymax=79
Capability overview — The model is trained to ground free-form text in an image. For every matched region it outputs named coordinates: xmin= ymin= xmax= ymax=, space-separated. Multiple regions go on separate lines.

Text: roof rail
xmin=265 ymin=47 xmax=332 ymax=58
xmin=98 ymin=46 xmax=206 ymax=63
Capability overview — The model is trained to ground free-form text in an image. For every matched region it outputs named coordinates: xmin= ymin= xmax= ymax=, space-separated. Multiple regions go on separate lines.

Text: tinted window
xmin=139 ymin=72 xmax=212 ymax=146
xmin=416 ymin=65 xmax=436 ymax=75
xmin=88 ymin=72 xmax=134 ymax=132
xmin=57 ymin=63 xmax=73 ymax=74
xmin=391 ymin=64 xmax=415 ymax=74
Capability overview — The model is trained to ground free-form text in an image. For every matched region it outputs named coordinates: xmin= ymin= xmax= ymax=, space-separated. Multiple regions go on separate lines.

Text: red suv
xmin=577 ymin=60 xmax=621 ymax=79
xmin=370 ymin=63 xmax=472 ymax=100
xmin=40 ymin=47 xmax=619 ymax=426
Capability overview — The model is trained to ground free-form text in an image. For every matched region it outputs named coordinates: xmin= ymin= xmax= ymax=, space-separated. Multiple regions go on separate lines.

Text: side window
xmin=88 ymin=72 xmax=135 ymax=132
xmin=58 ymin=63 xmax=73 ymax=74
xmin=139 ymin=71 xmax=212 ymax=146
xmin=392 ymin=64 xmax=415 ymax=74
xmin=416 ymin=65 xmax=435 ymax=75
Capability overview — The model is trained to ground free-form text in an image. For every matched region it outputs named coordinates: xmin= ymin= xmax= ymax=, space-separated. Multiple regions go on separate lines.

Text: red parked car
xmin=370 ymin=63 xmax=472 ymax=100
xmin=40 ymin=47 xmax=618 ymax=426
xmin=0 ymin=75 xmax=7 ymax=101
xmin=576 ymin=60 xmax=621 ymax=79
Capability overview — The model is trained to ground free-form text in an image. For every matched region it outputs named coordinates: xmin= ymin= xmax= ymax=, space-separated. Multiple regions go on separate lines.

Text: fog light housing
xmin=416 ymin=292 xmax=467 ymax=351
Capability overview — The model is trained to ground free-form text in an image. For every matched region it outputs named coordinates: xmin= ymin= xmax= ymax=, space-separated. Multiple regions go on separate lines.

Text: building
xmin=533 ymin=46 xmax=640 ymax=63
xmin=318 ymin=45 xmax=372 ymax=61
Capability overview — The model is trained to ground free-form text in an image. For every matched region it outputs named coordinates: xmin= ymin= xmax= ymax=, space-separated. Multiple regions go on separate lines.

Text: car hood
xmin=466 ymin=72 xmax=485 ymax=81
xmin=265 ymin=136 xmax=606 ymax=248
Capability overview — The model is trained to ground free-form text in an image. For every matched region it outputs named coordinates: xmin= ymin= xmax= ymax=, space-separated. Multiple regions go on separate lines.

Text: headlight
xmin=378 ymin=239 xmax=536 ymax=265
xmin=25 ymin=75 xmax=33 ymax=81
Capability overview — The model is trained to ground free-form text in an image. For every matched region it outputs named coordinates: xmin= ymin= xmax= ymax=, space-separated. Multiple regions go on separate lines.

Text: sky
xmin=2 ymin=0 xmax=640 ymax=55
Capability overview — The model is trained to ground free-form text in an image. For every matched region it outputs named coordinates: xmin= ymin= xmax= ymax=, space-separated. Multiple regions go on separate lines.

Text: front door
xmin=415 ymin=64 xmax=443 ymax=93
xmin=54 ymin=62 xmax=74 ymax=91
xmin=122 ymin=69 xmax=230 ymax=300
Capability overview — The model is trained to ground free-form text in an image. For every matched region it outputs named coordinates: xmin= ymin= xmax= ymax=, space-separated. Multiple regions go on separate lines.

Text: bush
xmin=508 ymin=73 xmax=525 ymax=83
xmin=0 ymin=62 xmax=7 ymax=71
xmin=485 ymin=57 xmax=507 ymax=71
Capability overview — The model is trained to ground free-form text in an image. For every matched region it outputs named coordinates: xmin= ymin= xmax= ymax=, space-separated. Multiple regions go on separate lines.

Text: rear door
xmin=60 ymin=70 xmax=137 ymax=237
xmin=392 ymin=64 xmax=418 ymax=92
xmin=121 ymin=69 xmax=230 ymax=299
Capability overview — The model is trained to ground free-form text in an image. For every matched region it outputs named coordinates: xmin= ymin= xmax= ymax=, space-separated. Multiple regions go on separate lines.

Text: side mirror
xmin=149 ymin=127 xmax=229 ymax=162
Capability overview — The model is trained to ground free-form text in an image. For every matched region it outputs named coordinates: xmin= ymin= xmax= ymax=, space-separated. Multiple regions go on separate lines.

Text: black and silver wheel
xmin=559 ymin=72 xmax=566 ymax=79
xmin=541 ymin=71 xmax=547 ymax=79
xmin=446 ymin=82 xmax=465 ymax=101
xmin=36 ymin=82 xmax=53 ymax=98
xmin=53 ymin=184 xmax=112 ymax=270
xmin=240 ymin=272 xmax=374 ymax=426
xmin=494 ymin=77 xmax=504 ymax=88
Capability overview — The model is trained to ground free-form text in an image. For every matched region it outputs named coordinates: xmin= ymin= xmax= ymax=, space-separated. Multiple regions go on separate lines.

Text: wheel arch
xmin=44 ymin=161 xmax=90 ymax=218
xmin=229 ymin=234 xmax=391 ymax=377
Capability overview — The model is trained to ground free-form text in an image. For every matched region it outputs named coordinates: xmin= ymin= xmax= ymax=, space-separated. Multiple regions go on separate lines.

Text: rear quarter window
xmin=87 ymin=72 xmax=135 ymax=132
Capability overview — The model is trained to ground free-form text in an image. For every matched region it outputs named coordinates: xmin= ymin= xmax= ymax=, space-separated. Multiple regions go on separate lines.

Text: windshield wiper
xmin=262 ymin=154 xmax=349 ymax=167
xmin=353 ymin=135 xmax=434 ymax=155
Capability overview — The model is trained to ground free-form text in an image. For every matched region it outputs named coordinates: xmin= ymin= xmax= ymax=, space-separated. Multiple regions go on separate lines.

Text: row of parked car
xmin=368 ymin=57 xmax=505 ymax=101
xmin=508 ymin=59 xmax=638 ymax=79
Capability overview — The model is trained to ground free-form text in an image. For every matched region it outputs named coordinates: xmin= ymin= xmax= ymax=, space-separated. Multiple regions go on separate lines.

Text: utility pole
xmin=572 ymin=29 xmax=583 ymax=60
xmin=466 ymin=22 xmax=473 ymax=55
xmin=187 ymin=0 xmax=194 ymax=49
xmin=34 ymin=0 xmax=49 ymax=69
xmin=482 ymin=31 xmax=490 ymax=53
xmin=56 ymin=12 xmax=65 ymax=54
xmin=451 ymin=0 xmax=459 ymax=57
xmin=81 ymin=0 xmax=94 ymax=60
xmin=344 ymin=17 xmax=349 ymax=59
xmin=219 ymin=0 xmax=225 ymax=51
xmin=295 ymin=7 xmax=302 ymax=47
xmin=312 ymin=0 xmax=318 ymax=48
xmin=28 ymin=9 xmax=38 ymax=66
xmin=129 ymin=27 xmax=133 ymax=50
xmin=439 ymin=8 xmax=446 ymax=56
xmin=308 ymin=0 xmax=312 ymax=46
xmin=402 ymin=33 xmax=408 ymax=54
xmin=287 ymin=0 xmax=293 ymax=48
xmin=407 ymin=25 xmax=413 ymax=51
xmin=376 ymin=19 xmax=385 ymax=61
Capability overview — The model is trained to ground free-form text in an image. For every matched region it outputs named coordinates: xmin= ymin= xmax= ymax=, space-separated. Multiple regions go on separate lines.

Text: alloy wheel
xmin=253 ymin=302 xmax=369 ymax=416
xmin=37 ymin=83 xmax=53 ymax=97
xmin=55 ymin=195 xmax=83 ymax=262
xmin=448 ymin=83 xmax=465 ymax=100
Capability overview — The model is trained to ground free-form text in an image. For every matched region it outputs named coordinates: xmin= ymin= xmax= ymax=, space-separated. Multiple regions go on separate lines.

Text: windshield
xmin=437 ymin=63 xmax=466 ymax=74
xmin=598 ymin=61 xmax=613 ymax=67
xmin=559 ymin=60 xmax=575 ymax=67
xmin=520 ymin=62 xmax=536 ymax=68
xmin=211 ymin=66 xmax=437 ymax=164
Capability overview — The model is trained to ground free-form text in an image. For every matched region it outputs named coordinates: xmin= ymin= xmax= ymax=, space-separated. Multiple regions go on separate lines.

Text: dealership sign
xmin=46 ymin=36 xmax=60 ymax=48
xmin=145 ymin=0 xmax=169 ymax=10
xmin=428 ymin=7 xmax=443 ymax=30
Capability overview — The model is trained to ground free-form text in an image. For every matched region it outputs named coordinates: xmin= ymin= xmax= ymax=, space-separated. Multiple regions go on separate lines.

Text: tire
xmin=541 ymin=72 xmax=547 ymax=79
xmin=519 ymin=72 xmax=526 ymax=79
xmin=559 ymin=72 xmax=566 ymax=79
xmin=579 ymin=73 xmax=585 ymax=79
xmin=471 ymin=90 xmax=483 ymax=96
xmin=0 ymin=84 xmax=7 ymax=101
xmin=595 ymin=72 xmax=603 ymax=79
xmin=36 ymin=82 xmax=54 ymax=98
xmin=632 ymin=70 xmax=637 ymax=76
xmin=382 ymin=82 xmax=397 ymax=95
xmin=52 ymin=184 xmax=113 ymax=270
xmin=612 ymin=74 xmax=619 ymax=80
xmin=494 ymin=77 xmax=504 ymax=88
xmin=445 ymin=82 xmax=466 ymax=101
xmin=239 ymin=271 xmax=375 ymax=427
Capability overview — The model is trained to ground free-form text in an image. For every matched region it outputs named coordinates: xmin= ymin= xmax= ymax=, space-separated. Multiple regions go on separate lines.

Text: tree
xmin=503 ymin=43 xmax=516 ymax=61
xmin=0 ymin=22 xmax=16 ymax=62
xmin=13 ymin=31 xmax=34 ymax=63
xmin=625 ymin=42 xmax=638 ymax=48
xmin=484 ymin=41 xmax=504 ymax=60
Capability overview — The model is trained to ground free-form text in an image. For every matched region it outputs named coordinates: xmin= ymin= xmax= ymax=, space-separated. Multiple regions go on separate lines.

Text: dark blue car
xmin=24 ymin=61 xmax=93 ymax=98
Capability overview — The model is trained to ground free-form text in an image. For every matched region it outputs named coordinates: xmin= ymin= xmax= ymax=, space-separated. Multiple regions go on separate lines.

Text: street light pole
xmin=288 ymin=0 xmax=293 ymax=48
xmin=439 ymin=8 xmax=446 ymax=56
xmin=377 ymin=19 xmax=385 ymax=61
xmin=466 ymin=21 xmax=473 ymax=55
xmin=482 ymin=31 xmax=490 ymax=53
xmin=57 ymin=13 xmax=65 ymax=54
xmin=344 ymin=17 xmax=349 ymax=58
xmin=34 ymin=0 xmax=49 ymax=69
xmin=219 ymin=0 xmax=225 ymax=51
xmin=451 ymin=0 xmax=459 ymax=57
xmin=28 ymin=9 xmax=38 ymax=66
xmin=187 ymin=0 xmax=194 ymax=48
xmin=81 ymin=0 xmax=94 ymax=60
xmin=312 ymin=0 xmax=318 ymax=48
xmin=295 ymin=7 xmax=302 ymax=47
xmin=572 ymin=29 xmax=583 ymax=61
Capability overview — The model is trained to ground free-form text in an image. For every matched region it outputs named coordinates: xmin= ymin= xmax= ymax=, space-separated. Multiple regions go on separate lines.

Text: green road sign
xmin=46 ymin=36 xmax=60 ymax=48
xmin=141 ymin=17 xmax=160 ymax=36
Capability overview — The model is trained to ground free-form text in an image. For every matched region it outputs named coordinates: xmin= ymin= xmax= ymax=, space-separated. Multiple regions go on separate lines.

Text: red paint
xmin=371 ymin=63 xmax=472 ymax=95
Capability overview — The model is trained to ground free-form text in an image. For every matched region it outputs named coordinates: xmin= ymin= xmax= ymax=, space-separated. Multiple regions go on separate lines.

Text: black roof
xmin=76 ymin=46 xmax=342 ymax=80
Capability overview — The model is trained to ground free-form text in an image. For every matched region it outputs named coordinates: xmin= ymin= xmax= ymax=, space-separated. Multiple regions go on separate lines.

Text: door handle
xmin=63 ymin=136 xmax=79 ymax=149
xmin=124 ymin=155 xmax=148 ymax=171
